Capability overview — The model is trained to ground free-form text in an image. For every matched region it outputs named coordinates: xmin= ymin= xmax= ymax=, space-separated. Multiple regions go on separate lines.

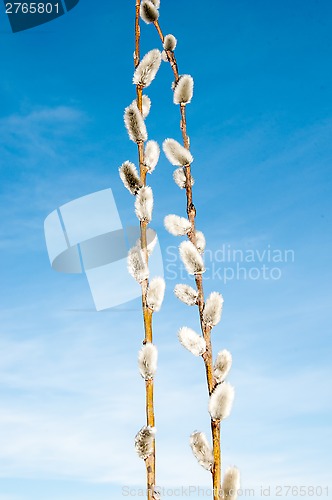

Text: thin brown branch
xmin=153 ymin=21 xmax=222 ymax=500
xmin=153 ymin=20 xmax=164 ymax=43
xmin=134 ymin=0 xmax=140 ymax=68
xmin=211 ymin=420 xmax=221 ymax=498
xmin=135 ymin=5 xmax=156 ymax=500
xmin=145 ymin=378 xmax=155 ymax=500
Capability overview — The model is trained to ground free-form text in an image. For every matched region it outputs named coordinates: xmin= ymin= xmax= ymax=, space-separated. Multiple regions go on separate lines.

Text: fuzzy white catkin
xmin=214 ymin=350 xmax=232 ymax=384
xmin=144 ymin=140 xmax=160 ymax=172
xmin=127 ymin=246 xmax=149 ymax=283
xmin=178 ymin=327 xmax=206 ymax=356
xmin=179 ymin=241 xmax=205 ymax=275
xmin=164 ymin=214 xmax=191 ymax=236
xmin=163 ymin=138 xmax=193 ymax=166
xmin=124 ymin=102 xmax=147 ymax=143
xmin=140 ymin=0 xmax=159 ymax=24
xmin=133 ymin=49 xmax=162 ymax=88
xmin=195 ymin=231 xmax=206 ymax=254
xmin=119 ymin=161 xmax=142 ymax=195
xmin=208 ymin=382 xmax=234 ymax=421
xmin=163 ymin=34 xmax=177 ymax=51
xmin=173 ymin=75 xmax=194 ymax=105
xmin=203 ymin=292 xmax=224 ymax=327
xmin=134 ymin=426 xmax=156 ymax=460
xmin=174 ymin=284 xmax=198 ymax=306
xmin=147 ymin=277 xmax=166 ymax=312
xmin=138 ymin=343 xmax=158 ymax=380
xmin=173 ymin=167 xmax=194 ymax=189
xmin=222 ymin=466 xmax=240 ymax=500
xmin=190 ymin=431 xmax=214 ymax=471
xmin=135 ymin=186 xmax=154 ymax=222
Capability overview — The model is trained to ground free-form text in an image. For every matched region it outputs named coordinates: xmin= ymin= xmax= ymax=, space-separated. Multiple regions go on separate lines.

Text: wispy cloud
xmin=0 ymin=106 xmax=118 ymax=254
xmin=0 ymin=106 xmax=86 ymax=169
xmin=0 ymin=312 xmax=330 ymax=490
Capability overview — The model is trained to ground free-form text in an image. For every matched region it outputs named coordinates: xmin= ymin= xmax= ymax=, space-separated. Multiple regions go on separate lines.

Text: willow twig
xmin=153 ymin=19 xmax=222 ymax=500
xmin=135 ymin=3 xmax=156 ymax=499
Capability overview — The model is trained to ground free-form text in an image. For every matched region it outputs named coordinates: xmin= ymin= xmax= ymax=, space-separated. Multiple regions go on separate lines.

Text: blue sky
xmin=0 ymin=0 xmax=331 ymax=499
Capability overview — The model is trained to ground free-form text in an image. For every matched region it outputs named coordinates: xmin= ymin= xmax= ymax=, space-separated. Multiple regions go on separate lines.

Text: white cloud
xmin=0 ymin=317 xmax=330 ymax=491
xmin=0 ymin=106 xmax=86 ymax=163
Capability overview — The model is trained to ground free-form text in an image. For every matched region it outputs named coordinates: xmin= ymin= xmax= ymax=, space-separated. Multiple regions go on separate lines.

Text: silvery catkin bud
xmin=214 ymin=350 xmax=232 ymax=384
xmin=179 ymin=241 xmax=205 ymax=275
xmin=163 ymin=138 xmax=193 ymax=166
xmin=119 ymin=161 xmax=142 ymax=195
xmin=127 ymin=246 xmax=149 ymax=283
xmin=142 ymin=95 xmax=151 ymax=119
xmin=222 ymin=466 xmax=240 ymax=500
xmin=134 ymin=426 xmax=156 ymax=460
xmin=140 ymin=0 xmax=159 ymax=24
xmin=138 ymin=343 xmax=158 ymax=380
xmin=124 ymin=101 xmax=147 ymax=143
xmin=178 ymin=326 xmax=206 ymax=356
xmin=163 ymin=34 xmax=177 ymax=51
xmin=174 ymin=284 xmax=198 ymax=306
xmin=195 ymin=231 xmax=206 ymax=254
xmin=208 ymin=382 xmax=234 ymax=421
xmin=144 ymin=140 xmax=160 ymax=173
xmin=133 ymin=49 xmax=162 ymax=88
xmin=203 ymin=292 xmax=224 ymax=327
xmin=146 ymin=277 xmax=165 ymax=312
xmin=173 ymin=167 xmax=194 ymax=189
xmin=190 ymin=431 xmax=214 ymax=471
xmin=164 ymin=214 xmax=192 ymax=236
xmin=135 ymin=186 xmax=154 ymax=222
xmin=173 ymin=75 xmax=194 ymax=105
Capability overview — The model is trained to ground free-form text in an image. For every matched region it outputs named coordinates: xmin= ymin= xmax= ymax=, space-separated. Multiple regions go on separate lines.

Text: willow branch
xmin=134 ymin=0 xmax=140 ymax=68
xmin=153 ymin=20 xmax=221 ymax=500
xmin=135 ymin=4 xmax=156 ymax=499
